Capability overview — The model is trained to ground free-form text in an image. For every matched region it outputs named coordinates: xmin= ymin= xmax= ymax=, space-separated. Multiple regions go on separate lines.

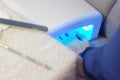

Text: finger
xmin=76 ymin=32 xmax=86 ymax=41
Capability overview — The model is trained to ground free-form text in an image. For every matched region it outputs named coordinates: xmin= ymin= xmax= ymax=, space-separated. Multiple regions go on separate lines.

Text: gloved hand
xmin=66 ymin=33 xmax=90 ymax=54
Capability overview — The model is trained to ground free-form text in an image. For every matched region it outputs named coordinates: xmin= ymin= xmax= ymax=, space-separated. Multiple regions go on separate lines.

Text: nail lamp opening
xmin=56 ymin=24 xmax=94 ymax=45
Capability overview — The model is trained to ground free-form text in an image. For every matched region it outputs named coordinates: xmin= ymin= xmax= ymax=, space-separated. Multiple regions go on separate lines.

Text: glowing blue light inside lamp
xmin=56 ymin=24 xmax=94 ymax=45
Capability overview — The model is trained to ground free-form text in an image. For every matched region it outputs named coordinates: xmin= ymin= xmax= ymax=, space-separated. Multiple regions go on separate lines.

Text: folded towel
xmin=0 ymin=9 xmax=87 ymax=80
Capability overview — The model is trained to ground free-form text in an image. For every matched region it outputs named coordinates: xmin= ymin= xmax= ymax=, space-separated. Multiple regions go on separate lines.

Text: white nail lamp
xmin=2 ymin=0 xmax=102 ymax=45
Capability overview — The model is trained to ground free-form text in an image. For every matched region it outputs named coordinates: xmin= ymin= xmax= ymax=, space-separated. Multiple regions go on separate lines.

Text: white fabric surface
xmin=0 ymin=9 xmax=87 ymax=80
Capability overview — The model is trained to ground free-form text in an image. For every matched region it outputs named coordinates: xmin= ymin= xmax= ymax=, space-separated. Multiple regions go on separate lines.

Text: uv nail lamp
xmin=2 ymin=0 xmax=102 ymax=45
xmin=48 ymin=12 xmax=102 ymax=45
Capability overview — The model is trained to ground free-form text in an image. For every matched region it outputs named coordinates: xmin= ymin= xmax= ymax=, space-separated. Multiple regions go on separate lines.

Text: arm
xmin=83 ymin=27 xmax=120 ymax=80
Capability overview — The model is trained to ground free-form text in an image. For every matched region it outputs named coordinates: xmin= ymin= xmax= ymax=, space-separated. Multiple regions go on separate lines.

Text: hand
xmin=66 ymin=33 xmax=90 ymax=54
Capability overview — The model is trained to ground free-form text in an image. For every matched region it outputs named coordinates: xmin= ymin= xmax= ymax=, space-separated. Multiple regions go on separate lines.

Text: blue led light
xmin=56 ymin=24 xmax=94 ymax=45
